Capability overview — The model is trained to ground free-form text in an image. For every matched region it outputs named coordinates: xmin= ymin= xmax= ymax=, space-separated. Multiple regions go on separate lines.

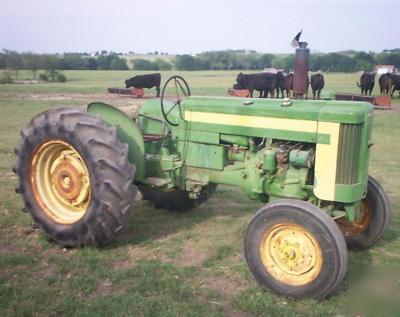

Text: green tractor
xmin=14 ymin=76 xmax=390 ymax=299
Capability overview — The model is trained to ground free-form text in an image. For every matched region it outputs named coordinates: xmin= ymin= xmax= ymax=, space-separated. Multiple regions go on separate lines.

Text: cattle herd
xmin=357 ymin=71 xmax=400 ymax=97
xmin=233 ymin=71 xmax=325 ymax=99
xmin=123 ymin=70 xmax=400 ymax=100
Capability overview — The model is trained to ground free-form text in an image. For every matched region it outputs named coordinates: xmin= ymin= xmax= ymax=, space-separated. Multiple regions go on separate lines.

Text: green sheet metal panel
xmin=181 ymin=96 xmax=372 ymax=124
xmin=87 ymin=102 xmax=145 ymax=181
xmin=180 ymin=142 xmax=227 ymax=170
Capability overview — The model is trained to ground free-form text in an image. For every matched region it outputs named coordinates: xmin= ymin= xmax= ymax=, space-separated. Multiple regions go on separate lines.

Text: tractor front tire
xmin=337 ymin=176 xmax=391 ymax=250
xmin=244 ymin=199 xmax=347 ymax=299
xmin=139 ymin=184 xmax=217 ymax=212
xmin=14 ymin=107 xmax=137 ymax=247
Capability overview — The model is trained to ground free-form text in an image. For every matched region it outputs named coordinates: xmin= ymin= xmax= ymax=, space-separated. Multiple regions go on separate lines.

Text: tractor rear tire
xmin=13 ymin=107 xmax=137 ymax=247
xmin=139 ymin=184 xmax=217 ymax=211
xmin=244 ymin=199 xmax=347 ymax=299
xmin=337 ymin=176 xmax=391 ymax=250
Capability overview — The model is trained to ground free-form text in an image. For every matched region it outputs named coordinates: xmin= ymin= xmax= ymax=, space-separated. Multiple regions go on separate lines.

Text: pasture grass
xmin=0 ymin=70 xmax=399 ymax=316
xmin=1 ymin=69 xmax=372 ymax=96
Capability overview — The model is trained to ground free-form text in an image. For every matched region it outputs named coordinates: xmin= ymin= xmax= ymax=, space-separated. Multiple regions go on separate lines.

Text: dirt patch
xmin=110 ymin=246 xmax=156 ymax=270
xmin=196 ymin=290 xmax=253 ymax=317
xmin=0 ymin=92 xmax=149 ymax=108
xmin=37 ymin=261 xmax=57 ymax=278
xmin=201 ymin=274 xmax=246 ymax=297
xmin=224 ymin=307 xmax=254 ymax=317
xmin=0 ymin=241 xmax=15 ymax=256
xmin=88 ymin=279 xmax=127 ymax=300
xmin=160 ymin=241 xmax=210 ymax=268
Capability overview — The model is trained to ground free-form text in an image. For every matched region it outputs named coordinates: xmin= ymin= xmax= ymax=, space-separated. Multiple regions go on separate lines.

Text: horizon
xmin=2 ymin=48 xmax=399 ymax=56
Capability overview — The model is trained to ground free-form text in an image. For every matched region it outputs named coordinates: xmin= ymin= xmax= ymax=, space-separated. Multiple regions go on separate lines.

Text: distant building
xmin=262 ymin=68 xmax=285 ymax=73
xmin=375 ymin=64 xmax=397 ymax=75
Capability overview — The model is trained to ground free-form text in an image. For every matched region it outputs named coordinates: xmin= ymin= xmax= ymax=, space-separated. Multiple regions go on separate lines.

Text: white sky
xmin=0 ymin=0 xmax=398 ymax=54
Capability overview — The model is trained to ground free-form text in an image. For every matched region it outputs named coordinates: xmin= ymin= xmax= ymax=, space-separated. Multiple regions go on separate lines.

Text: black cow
xmin=391 ymin=74 xmax=400 ymax=98
xmin=125 ymin=73 xmax=161 ymax=97
xmin=234 ymin=72 xmax=276 ymax=98
xmin=310 ymin=73 xmax=325 ymax=99
xmin=275 ymin=72 xmax=285 ymax=98
xmin=357 ymin=72 xmax=375 ymax=95
xmin=379 ymin=73 xmax=393 ymax=96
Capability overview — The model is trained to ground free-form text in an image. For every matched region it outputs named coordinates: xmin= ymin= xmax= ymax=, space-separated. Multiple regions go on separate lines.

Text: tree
xmin=0 ymin=52 xmax=6 ymax=69
xmin=270 ymin=55 xmax=295 ymax=71
xmin=376 ymin=52 xmax=400 ymax=68
xmin=22 ymin=53 xmax=43 ymax=79
xmin=258 ymin=53 xmax=274 ymax=69
xmin=96 ymin=55 xmax=120 ymax=70
xmin=61 ymin=54 xmax=89 ymax=70
xmin=42 ymin=54 xmax=60 ymax=81
xmin=175 ymin=55 xmax=202 ymax=70
xmin=154 ymin=58 xmax=172 ymax=70
xmin=5 ymin=50 xmax=23 ymax=79
xmin=198 ymin=51 xmax=218 ymax=70
xmin=354 ymin=52 xmax=376 ymax=65
xmin=110 ymin=57 xmax=128 ymax=70
xmin=87 ymin=58 xmax=98 ymax=70
xmin=131 ymin=59 xmax=158 ymax=70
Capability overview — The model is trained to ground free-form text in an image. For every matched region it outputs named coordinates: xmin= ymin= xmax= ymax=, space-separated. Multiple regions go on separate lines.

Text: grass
xmin=1 ymin=69 xmax=372 ymax=96
xmin=0 ymin=70 xmax=399 ymax=317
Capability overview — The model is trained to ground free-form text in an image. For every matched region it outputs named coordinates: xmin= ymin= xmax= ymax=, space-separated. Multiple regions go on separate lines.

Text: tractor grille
xmin=336 ymin=124 xmax=362 ymax=184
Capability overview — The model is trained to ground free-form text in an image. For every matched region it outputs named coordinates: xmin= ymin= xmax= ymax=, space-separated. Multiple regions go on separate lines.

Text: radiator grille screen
xmin=336 ymin=124 xmax=362 ymax=184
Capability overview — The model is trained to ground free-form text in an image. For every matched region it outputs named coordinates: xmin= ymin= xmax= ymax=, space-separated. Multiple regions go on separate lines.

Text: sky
xmin=0 ymin=0 xmax=398 ymax=54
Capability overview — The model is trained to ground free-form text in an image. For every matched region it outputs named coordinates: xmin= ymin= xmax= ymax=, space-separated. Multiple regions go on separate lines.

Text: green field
xmin=0 ymin=71 xmax=399 ymax=317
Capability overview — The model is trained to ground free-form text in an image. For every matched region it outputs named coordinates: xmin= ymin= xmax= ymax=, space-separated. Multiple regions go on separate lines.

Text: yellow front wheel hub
xmin=30 ymin=140 xmax=91 ymax=224
xmin=259 ymin=223 xmax=323 ymax=286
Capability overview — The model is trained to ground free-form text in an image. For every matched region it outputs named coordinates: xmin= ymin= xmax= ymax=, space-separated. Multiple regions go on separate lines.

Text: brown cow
xmin=357 ymin=72 xmax=375 ymax=95
xmin=275 ymin=72 xmax=293 ymax=98
xmin=283 ymin=73 xmax=293 ymax=98
xmin=379 ymin=73 xmax=393 ymax=96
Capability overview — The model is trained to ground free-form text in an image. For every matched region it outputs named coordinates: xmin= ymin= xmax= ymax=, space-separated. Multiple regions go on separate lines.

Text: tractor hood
xmin=181 ymin=96 xmax=373 ymax=124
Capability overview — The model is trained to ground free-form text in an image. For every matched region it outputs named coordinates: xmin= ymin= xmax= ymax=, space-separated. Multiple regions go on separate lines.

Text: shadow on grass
xmin=107 ymin=186 xmax=261 ymax=248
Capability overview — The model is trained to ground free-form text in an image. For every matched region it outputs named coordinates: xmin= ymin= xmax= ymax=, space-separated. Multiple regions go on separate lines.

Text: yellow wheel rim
xmin=30 ymin=140 xmax=91 ymax=224
xmin=259 ymin=223 xmax=323 ymax=286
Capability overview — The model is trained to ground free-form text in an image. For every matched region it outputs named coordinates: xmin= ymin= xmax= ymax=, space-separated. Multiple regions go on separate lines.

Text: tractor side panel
xmin=314 ymin=122 xmax=340 ymax=201
xmin=180 ymin=142 xmax=227 ymax=170
xmin=184 ymin=110 xmax=321 ymax=143
xmin=87 ymin=102 xmax=146 ymax=181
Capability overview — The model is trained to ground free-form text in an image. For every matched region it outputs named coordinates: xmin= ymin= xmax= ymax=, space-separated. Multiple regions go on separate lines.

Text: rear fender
xmin=87 ymin=102 xmax=145 ymax=181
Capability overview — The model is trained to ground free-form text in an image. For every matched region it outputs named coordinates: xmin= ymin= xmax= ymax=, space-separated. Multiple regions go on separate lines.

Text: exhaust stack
xmin=292 ymin=42 xmax=309 ymax=99
xmin=291 ymin=31 xmax=310 ymax=99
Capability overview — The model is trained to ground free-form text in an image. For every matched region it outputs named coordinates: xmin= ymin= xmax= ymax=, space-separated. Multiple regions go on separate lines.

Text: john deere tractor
xmin=14 ymin=76 xmax=390 ymax=299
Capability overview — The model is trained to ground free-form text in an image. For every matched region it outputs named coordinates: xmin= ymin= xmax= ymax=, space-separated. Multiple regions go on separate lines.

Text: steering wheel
xmin=160 ymin=76 xmax=191 ymax=126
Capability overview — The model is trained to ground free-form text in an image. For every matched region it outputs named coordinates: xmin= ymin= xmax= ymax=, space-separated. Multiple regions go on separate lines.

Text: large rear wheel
xmin=336 ymin=176 xmax=390 ymax=250
xmin=244 ymin=199 xmax=347 ymax=299
xmin=14 ymin=108 xmax=137 ymax=247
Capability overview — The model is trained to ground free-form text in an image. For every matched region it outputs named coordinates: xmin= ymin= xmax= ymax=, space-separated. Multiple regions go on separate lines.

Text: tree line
xmin=1 ymin=49 xmax=400 ymax=78
xmin=173 ymin=49 xmax=400 ymax=72
xmin=0 ymin=50 xmax=129 ymax=81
